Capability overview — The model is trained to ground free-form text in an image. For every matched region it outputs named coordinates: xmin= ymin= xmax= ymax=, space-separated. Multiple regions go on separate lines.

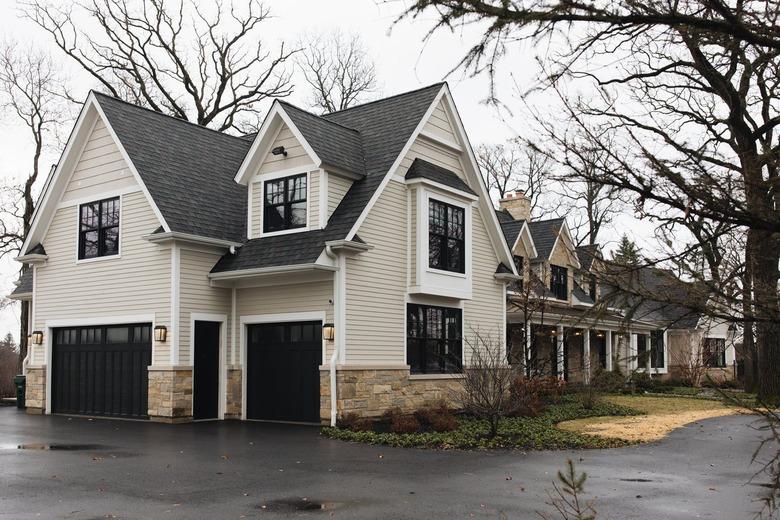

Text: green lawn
xmin=322 ymin=397 xmax=641 ymax=450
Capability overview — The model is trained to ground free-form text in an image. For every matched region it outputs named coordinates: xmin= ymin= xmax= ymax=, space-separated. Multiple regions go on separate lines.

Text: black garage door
xmin=52 ymin=324 xmax=152 ymax=419
xmin=246 ymin=321 xmax=321 ymax=423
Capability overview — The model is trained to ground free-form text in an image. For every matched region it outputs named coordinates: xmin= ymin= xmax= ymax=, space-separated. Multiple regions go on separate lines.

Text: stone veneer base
xmin=319 ymin=368 xmax=464 ymax=423
xmin=147 ymin=368 xmax=193 ymax=422
xmin=224 ymin=368 xmax=242 ymax=419
xmin=25 ymin=367 xmax=46 ymax=413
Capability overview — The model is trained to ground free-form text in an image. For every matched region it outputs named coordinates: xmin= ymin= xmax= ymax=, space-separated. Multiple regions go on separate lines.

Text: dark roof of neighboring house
xmin=602 ymin=265 xmax=706 ymax=329
xmin=212 ymin=84 xmax=445 ymax=272
xmin=278 ymin=102 xmax=365 ymax=176
xmin=405 ymin=158 xmax=476 ymax=195
xmin=575 ymin=244 xmax=600 ymax=272
xmin=499 ymin=219 xmax=527 ymax=252
xmin=93 ymin=92 xmax=252 ymax=243
xmin=527 ymin=218 xmax=564 ymax=260
xmin=9 ymin=269 xmax=33 ymax=297
xmin=572 ymin=281 xmax=594 ymax=305
xmin=495 ymin=209 xmax=515 ymax=224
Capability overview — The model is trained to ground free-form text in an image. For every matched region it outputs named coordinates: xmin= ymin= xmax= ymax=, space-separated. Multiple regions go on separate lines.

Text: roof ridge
xmin=91 ymin=90 xmax=251 ymax=144
xmin=277 ymin=101 xmax=361 ymax=133
xmin=322 ymin=82 xmax=445 ymax=117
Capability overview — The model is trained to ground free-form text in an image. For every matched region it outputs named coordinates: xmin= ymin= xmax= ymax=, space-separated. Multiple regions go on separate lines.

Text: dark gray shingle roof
xmin=10 ymin=269 xmax=32 ymax=297
xmin=212 ymin=84 xmax=445 ymax=272
xmin=499 ymin=219 xmax=527 ymax=252
xmin=528 ymin=218 xmax=564 ymax=260
xmin=575 ymin=244 xmax=600 ymax=271
xmin=405 ymin=158 xmax=476 ymax=195
xmin=495 ymin=209 xmax=515 ymax=224
xmin=279 ymin=102 xmax=365 ymax=176
xmin=572 ymin=282 xmax=594 ymax=305
xmin=94 ymin=92 xmax=252 ymax=242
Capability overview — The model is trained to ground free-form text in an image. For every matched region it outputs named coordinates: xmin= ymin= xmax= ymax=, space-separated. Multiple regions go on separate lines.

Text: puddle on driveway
xmin=257 ymin=498 xmax=344 ymax=513
xmin=1 ymin=443 xmax=106 ymax=451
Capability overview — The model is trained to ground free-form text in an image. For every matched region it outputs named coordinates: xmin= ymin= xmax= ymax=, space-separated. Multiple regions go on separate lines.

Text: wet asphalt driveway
xmin=0 ymin=407 xmax=769 ymax=519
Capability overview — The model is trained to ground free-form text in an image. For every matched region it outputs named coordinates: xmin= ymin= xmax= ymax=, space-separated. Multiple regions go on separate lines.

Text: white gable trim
xmin=511 ymin=221 xmax=539 ymax=259
xmin=233 ymin=101 xmax=321 ymax=185
xmin=20 ymin=93 xmax=170 ymax=257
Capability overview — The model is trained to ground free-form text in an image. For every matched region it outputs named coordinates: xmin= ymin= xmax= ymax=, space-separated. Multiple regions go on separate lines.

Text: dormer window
xmin=78 ymin=197 xmax=119 ymax=260
xmin=263 ymin=173 xmax=307 ymax=233
xmin=428 ymin=199 xmax=465 ymax=273
xmin=550 ymin=265 xmax=568 ymax=300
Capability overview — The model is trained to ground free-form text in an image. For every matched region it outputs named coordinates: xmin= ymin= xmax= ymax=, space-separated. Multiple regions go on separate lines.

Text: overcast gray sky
xmin=0 ymin=0 xmax=657 ymax=340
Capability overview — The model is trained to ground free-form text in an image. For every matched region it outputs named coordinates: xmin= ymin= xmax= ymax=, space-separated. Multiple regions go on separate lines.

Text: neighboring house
xmin=496 ymin=191 xmax=738 ymax=383
xmin=8 ymin=83 xmax=517 ymax=424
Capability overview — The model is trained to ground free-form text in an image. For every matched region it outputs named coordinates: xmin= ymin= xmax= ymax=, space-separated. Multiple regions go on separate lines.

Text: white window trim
xmin=190 ymin=312 xmax=228 ymax=420
xmin=43 ymin=313 xmax=157 ymax=415
xmin=239 ymin=310 xmax=326 ymax=420
xmin=254 ymin=169 xmax=313 ymax=238
xmin=74 ymin=193 xmax=123 ymax=265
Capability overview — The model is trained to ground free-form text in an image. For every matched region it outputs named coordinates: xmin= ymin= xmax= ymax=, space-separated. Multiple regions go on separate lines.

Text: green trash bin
xmin=13 ymin=375 xmax=25 ymax=409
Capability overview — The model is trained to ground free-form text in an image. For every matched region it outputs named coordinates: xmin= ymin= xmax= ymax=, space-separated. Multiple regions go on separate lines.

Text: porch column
xmin=583 ymin=329 xmax=591 ymax=384
xmin=606 ymin=330 xmax=613 ymax=372
xmin=629 ymin=333 xmax=637 ymax=372
xmin=525 ymin=322 xmax=532 ymax=377
xmin=556 ymin=324 xmax=564 ymax=379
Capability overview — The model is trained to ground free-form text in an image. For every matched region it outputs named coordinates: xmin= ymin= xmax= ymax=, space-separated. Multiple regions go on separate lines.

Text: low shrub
xmin=509 ymin=377 xmax=547 ymax=417
xmin=389 ymin=414 xmax=422 ymax=433
xmin=337 ymin=412 xmax=373 ymax=432
xmin=592 ymin=368 xmax=625 ymax=393
xmin=539 ymin=376 xmax=567 ymax=403
xmin=414 ymin=400 xmax=458 ymax=432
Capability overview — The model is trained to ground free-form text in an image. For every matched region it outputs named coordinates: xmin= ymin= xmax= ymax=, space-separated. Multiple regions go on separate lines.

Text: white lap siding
xmin=33 ymin=190 xmax=171 ymax=364
xmin=178 ymin=248 xmax=232 ymax=365
xmin=327 ymin=173 xmax=353 ymax=220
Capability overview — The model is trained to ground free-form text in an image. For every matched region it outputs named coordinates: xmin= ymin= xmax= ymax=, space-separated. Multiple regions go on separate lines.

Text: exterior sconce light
xmin=154 ymin=325 xmax=168 ymax=342
xmin=322 ymin=323 xmax=335 ymax=341
xmin=271 ymin=146 xmax=288 ymax=157
xmin=31 ymin=331 xmax=43 ymax=345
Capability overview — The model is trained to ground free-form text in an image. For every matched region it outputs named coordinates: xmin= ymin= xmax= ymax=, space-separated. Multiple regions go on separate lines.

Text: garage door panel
xmin=247 ymin=321 xmax=322 ymax=423
xmin=52 ymin=324 xmax=151 ymax=419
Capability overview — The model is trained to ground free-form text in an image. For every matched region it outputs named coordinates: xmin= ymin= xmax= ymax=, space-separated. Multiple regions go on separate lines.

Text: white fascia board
xmin=405 ymin=177 xmax=478 ymax=201
xmin=233 ymin=102 xmax=322 ymax=185
xmin=143 ymin=231 xmax=243 ymax=249
xmin=511 ymin=221 xmax=539 ymax=259
xmin=437 ymin=86 xmax=518 ymax=276
xmin=208 ymin=263 xmax=337 ymax=281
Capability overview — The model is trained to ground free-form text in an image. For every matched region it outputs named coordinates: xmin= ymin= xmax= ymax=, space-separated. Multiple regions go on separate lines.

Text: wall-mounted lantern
xmin=154 ymin=325 xmax=168 ymax=342
xmin=31 ymin=331 xmax=43 ymax=345
xmin=271 ymin=146 xmax=288 ymax=157
xmin=322 ymin=323 xmax=335 ymax=341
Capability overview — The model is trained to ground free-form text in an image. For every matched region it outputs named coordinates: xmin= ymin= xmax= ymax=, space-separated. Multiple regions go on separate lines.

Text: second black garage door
xmin=51 ymin=323 xmax=152 ymax=419
xmin=246 ymin=321 xmax=322 ymax=423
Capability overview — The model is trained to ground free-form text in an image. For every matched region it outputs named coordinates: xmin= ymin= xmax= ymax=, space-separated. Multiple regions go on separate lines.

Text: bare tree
xmin=477 ymin=139 xmax=550 ymax=210
xmin=0 ymin=42 xmax=72 ymax=372
xmin=23 ymin=0 xmax=296 ymax=131
xmin=296 ymin=30 xmax=378 ymax=113
xmin=397 ymin=0 xmax=780 ymax=401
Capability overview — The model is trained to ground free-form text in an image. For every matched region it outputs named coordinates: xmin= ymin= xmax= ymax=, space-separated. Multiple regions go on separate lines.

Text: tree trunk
xmin=753 ymin=233 xmax=780 ymax=403
xmin=16 ymin=299 xmax=28 ymax=375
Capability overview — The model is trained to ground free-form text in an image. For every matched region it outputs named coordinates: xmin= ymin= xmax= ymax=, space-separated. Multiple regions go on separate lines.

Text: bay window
xmin=407 ymin=304 xmax=462 ymax=374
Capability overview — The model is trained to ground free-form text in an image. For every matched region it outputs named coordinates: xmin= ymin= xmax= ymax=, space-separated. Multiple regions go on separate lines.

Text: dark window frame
xmin=406 ymin=303 xmax=463 ymax=374
xmin=550 ymin=264 xmax=568 ymax=300
xmin=513 ymin=255 xmax=524 ymax=292
xmin=703 ymin=337 xmax=727 ymax=368
xmin=263 ymin=173 xmax=307 ymax=233
xmin=588 ymin=274 xmax=597 ymax=301
xmin=428 ymin=199 xmax=466 ymax=274
xmin=78 ymin=197 xmax=120 ymax=260
xmin=650 ymin=330 xmax=665 ymax=369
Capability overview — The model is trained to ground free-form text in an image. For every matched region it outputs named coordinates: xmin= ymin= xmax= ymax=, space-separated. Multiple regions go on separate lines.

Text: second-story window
xmin=513 ymin=255 xmax=524 ymax=292
xmin=550 ymin=264 xmax=568 ymax=300
xmin=79 ymin=197 xmax=119 ymax=260
xmin=428 ymin=199 xmax=465 ymax=273
xmin=264 ymin=173 xmax=307 ymax=233
xmin=588 ymin=274 xmax=598 ymax=301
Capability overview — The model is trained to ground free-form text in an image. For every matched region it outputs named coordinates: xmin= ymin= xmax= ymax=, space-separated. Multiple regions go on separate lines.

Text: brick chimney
xmin=499 ymin=190 xmax=532 ymax=221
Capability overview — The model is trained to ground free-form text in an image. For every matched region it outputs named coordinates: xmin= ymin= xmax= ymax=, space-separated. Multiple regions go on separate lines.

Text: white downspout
xmin=325 ymin=244 xmax=340 ymax=427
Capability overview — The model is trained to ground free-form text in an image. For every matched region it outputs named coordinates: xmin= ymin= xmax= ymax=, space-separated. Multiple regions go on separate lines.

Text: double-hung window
xmin=703 ymin=337 xmax=727 ymax=368
xmin=78 ymin=197 xmax=119 ymax=260
xmin=428 ymin=199 xmax=465 ymax=273
xmin=407 ymin=304 xmax=462 ymax=374
xmin=550 ymin=265 xmax=568 ymax=300
xmin=650 ymin=330 xmax=665 ymax=369
xmin=263 ymin=173 xmax=307 ymax=233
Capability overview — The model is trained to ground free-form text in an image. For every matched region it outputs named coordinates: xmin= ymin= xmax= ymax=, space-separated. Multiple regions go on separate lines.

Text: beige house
xmin=497 ymin=191 xmax=738 ymax=384
xmin=9 ymin=84 xmax=517 ymax=424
